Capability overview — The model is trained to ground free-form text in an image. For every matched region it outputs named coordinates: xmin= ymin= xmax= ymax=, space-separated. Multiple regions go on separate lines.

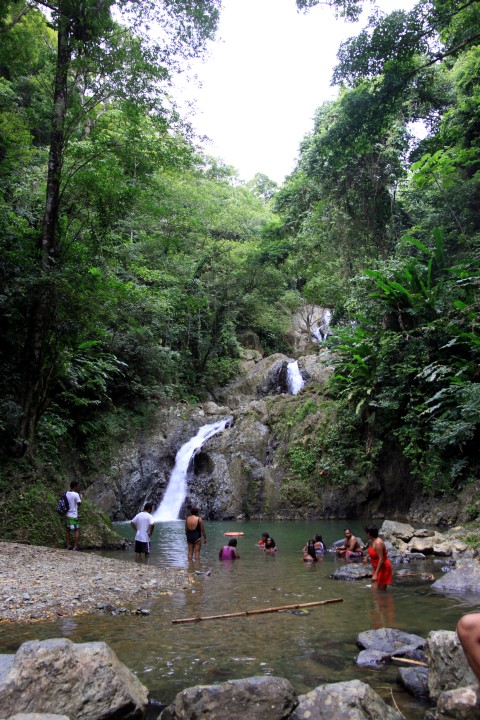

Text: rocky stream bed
xmin=0 ymin=542 xmax=188 ymax=622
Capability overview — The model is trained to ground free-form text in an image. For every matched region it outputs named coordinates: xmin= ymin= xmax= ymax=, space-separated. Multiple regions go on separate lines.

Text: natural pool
xmin=0 ymin=519 xmax=476 ymax=719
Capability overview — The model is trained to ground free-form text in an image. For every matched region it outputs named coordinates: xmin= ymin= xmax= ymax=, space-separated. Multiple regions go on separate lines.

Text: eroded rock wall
xmin=86 ymin=347 xmax=421 ymax=522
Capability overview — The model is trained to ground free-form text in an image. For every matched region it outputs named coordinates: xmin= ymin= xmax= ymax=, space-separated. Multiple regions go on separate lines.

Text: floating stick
xmin=391 ymin=656 xmax=428 ymax=667
xmin=172 ymin=597 xmax=343 ymax=624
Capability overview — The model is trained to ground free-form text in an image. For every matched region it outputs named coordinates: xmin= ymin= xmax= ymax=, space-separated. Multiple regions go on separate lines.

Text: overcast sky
xmin=175 ymin=0 xmax=415 ymax=184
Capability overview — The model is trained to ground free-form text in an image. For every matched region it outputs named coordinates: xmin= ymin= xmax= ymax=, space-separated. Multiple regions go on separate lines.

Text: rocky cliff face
xmin=85 ymin=338 xmax=421 ymax=522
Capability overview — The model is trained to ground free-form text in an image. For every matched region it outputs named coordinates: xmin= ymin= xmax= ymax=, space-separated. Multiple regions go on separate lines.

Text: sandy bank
xmin=0 ymin=542 xmax=188 ymax=623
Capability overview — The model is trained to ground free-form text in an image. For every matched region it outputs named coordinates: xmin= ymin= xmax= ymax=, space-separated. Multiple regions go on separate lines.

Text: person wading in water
xmin=185 ymin=507 xmax=207 ymax=562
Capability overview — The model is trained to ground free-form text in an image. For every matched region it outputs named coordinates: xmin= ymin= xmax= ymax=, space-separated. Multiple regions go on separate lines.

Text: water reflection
xmin=0 ymin=520 xmax=477 ymax=720
xmin=371 ymin=589 xmax=396 ymax=629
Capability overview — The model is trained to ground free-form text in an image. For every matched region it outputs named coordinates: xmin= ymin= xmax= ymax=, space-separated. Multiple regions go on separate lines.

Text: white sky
xmin=176 ymin=0 xmax=415 ymax=184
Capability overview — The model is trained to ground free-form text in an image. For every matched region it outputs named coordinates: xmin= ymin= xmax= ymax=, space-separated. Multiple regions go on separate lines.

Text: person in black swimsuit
xmin=185 ymin=507 xmax=207 ymax=562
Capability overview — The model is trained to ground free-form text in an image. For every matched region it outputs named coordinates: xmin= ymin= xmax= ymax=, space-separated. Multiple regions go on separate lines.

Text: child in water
xmin=263 ymin=537 xmax=277 ymax=554
xmin=257 ymin=532 xmax=270 ymax=546
xmin=302 ymin=539 xmax=318 ymax=562
xmin=314 ymin=534 xmax=326 ymax=554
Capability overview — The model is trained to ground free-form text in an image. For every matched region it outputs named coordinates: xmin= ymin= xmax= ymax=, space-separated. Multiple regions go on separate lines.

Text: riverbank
xmin=0 ymin=542 xmax=189 ymax=622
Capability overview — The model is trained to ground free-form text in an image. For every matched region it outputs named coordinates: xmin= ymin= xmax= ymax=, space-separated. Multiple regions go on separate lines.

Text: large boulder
xmin=291 ymin=679 xmax=404 ymax=720
xmin=407 ymin=537 xmax=437 ymax=554
xmin=432 ymin=561 xmax=480 ymax=594
xmin=0 ymin=639 xmax=148 ymax=720
xmin=357 ymin=628 xmax=425 ymax=652
xmin=330 ymin=565 xmax=372 ymax=581
xmin=435 ymin=684 xmax=480 ymax=719
xmin=425 ymin=630 xmax=477 ymax=701
xmin=380 ymin=521 xmax=415 ymax=543
xmin=357 ymin=628 xmax=425 ymax=661
xmin=397 ymin=666 xmax=430 ymax=700
xmin=159 ymin=676 xmax=297 ymax=720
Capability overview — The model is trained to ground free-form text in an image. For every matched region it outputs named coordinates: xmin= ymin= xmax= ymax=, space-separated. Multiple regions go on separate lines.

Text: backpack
xmin=56 ymin=492 xmax=69 ymax=516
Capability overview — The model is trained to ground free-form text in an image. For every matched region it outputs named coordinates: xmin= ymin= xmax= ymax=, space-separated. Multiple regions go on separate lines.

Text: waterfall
xmin=287 ymin=360 xmax=304 ymax=395
xmin=310 ymin=325 xmax=323 ymax=342
xmin=152 ymin=417 xmax=232 ymax=522
xmin=311 ymin=308 xmax=332 ymax=342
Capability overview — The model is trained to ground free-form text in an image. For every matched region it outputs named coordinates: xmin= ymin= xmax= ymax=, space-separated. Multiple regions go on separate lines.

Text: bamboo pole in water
xmin=172 ymin=597 xmax=343 ymax=624
xmin=390 ymin=657 xmax=428 ymax=667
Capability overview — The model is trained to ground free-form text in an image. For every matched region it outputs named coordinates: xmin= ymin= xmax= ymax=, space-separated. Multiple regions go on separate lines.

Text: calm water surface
xmin=0 ymin=520 xmax=476 ymax=718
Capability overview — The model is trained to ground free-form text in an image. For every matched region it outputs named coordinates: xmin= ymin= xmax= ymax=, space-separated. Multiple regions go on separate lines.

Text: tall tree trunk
xmin=17 ymin=15 xmax=72 ymax=454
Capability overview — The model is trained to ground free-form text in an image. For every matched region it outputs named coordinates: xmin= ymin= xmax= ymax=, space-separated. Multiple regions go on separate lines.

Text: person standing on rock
xmin=66 ymin=480 xmax=82 ymax=551
xmin=131 ymin=502 xmax=155 ymax=562
xmin=185 ymin=507 xmax=207 ymax=562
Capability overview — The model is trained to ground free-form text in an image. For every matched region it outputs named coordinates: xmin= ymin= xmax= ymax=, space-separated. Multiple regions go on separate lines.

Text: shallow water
xmin=0 ymin=519 xmax=476 ymax=718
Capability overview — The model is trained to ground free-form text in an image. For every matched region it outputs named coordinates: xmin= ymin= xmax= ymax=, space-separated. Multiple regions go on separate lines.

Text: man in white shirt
xmin=131 ymin=503 xmax=155 ymax=561
xmin=66 ymin=480 xmax=82 ymax=550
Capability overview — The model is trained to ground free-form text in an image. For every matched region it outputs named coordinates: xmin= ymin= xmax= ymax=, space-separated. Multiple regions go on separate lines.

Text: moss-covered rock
xmin=0 ymin=471 xmax=125 ymax=548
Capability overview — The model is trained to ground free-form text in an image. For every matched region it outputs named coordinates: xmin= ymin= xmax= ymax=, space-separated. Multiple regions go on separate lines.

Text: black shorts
xmin=135 ymin=540 xmax=150 ymax=555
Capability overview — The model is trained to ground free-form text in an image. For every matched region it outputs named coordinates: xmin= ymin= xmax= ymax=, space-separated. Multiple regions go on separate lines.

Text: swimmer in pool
xmin=263 ymin=537 xmax=277 ymax=554
xmin=302 ymin=539 xmax=318 ymax=562
xmin=219 ymin=537 xmax=240 ymax=560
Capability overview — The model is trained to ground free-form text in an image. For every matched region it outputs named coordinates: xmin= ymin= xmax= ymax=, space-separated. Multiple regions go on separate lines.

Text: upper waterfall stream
xmin=152 ymin=417 xmax=232 ymax=521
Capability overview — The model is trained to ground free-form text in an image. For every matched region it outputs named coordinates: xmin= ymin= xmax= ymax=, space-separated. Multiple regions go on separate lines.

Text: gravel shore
xmin=0 ymin=542 xmax=189 ymax=623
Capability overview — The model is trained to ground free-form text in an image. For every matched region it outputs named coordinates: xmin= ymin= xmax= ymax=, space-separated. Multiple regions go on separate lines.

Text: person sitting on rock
xmin=336 ymin=528 xmax=363 ymax=559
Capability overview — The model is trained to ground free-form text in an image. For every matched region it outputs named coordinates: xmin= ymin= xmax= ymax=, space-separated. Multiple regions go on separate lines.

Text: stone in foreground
xmin=159 ymin=676 xmax=297 ymax=720
xmin=436 ymin=683 xmax=480 ymax=719
xmin=357 ymin=628 xmax=425 ymax=656
xmin=0 ymin=639 xmax=148 ymax=720
xmin=397 ymin=666 xmax=430 ymax=700
xmin=3 ymin=715 xmax=70 ymax=719
xmin=291 ymin=679 xmax=405 ymax=719
xmin=425 ymin=630 xmax=477 ymax=701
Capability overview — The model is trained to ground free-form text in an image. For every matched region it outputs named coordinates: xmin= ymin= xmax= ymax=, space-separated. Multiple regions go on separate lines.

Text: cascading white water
xmin=287 ymin=360 xmax=304 ymax=395
xmin=310 ymin=325 xmax=323 ymax=342
xmin=152 ymin=417 xmax=232 ymax=522
xmin=311 ymin=308 xmax=332 ymax=342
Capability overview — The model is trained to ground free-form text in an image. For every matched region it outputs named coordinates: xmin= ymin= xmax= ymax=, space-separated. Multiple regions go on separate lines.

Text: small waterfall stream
xmin=152 ymin=417 xmax=232 ymax=522
xmin=311 ymin=308 xmax=332 ymax=342
xmin=287 ymin=360 xmax=304 ymax=395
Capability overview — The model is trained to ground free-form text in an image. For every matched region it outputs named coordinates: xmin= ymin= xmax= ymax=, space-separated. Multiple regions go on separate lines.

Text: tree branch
xmin=0 ymin=2 xmax=31 ymax=34
xmin=414 ymin=30 xmax=480 ymax=74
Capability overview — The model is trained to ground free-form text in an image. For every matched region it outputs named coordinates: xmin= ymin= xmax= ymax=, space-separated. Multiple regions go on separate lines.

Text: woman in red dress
xmin=365 ymin=524 xmax=392 ymax=590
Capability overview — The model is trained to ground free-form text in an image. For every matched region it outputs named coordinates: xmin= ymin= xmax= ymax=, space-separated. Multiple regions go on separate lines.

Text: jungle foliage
xmin=0 ymin=0 xmax=479 ymax=505
xmin=280 ymin=0 xmax=480 ymax=495
xmin=0 ymin=2 xmax=291 ymax=465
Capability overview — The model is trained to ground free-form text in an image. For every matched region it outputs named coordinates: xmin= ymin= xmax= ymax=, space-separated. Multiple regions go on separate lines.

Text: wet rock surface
xmin=426 ymin=630 xmax=477 ymax=701
xmin=159 ymin=676 xmax=297 ymax=720
xmin=291 ymin=679 xmax=405 ymax=720
xmin=0 ymin=638 xmax=147 ymax=720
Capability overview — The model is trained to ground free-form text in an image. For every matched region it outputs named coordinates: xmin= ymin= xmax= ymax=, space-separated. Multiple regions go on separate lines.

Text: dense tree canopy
xmin=0 ymin=0 xmax=478 ymax=502
xmin=281 ymin=0 xmax=480 ymax=494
